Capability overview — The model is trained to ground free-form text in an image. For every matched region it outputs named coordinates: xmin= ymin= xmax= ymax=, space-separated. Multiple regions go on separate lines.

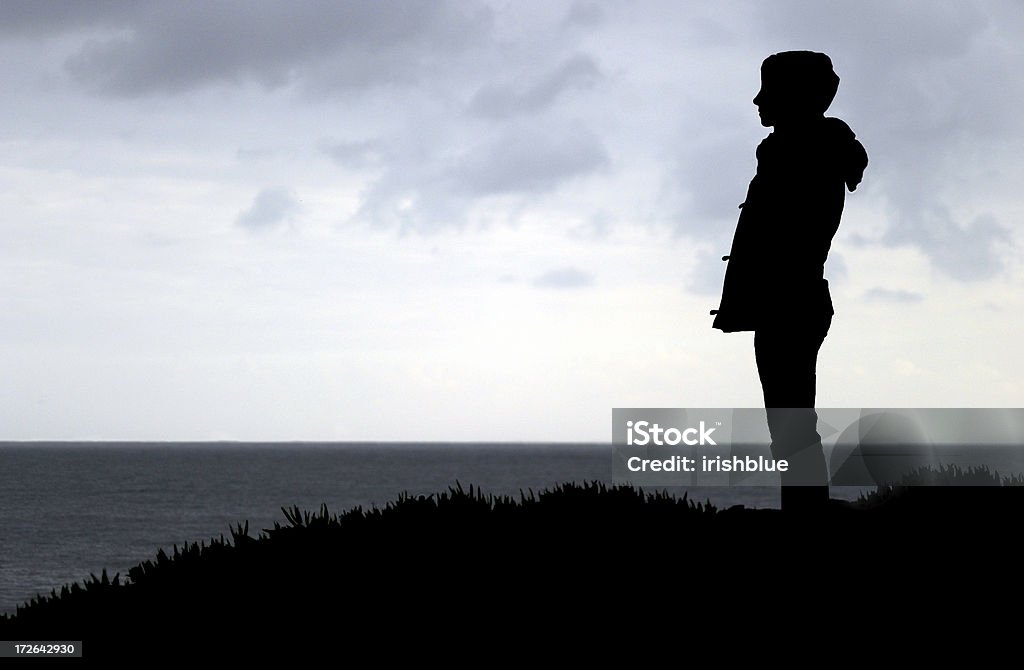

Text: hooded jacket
xmin=712 ymin=116 xmax=868 ymax=332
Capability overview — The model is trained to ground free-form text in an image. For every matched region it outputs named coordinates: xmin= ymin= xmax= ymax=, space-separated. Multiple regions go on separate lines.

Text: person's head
xmin=753 ymin=51 xmax=840 ymax=128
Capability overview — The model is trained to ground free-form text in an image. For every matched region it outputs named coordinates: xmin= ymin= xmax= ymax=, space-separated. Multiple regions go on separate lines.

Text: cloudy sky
xmin=1 ymin=0 xmax=1022 ymax=441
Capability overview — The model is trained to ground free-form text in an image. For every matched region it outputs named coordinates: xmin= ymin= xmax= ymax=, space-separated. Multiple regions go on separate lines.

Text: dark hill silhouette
xmin=1 ymin=470 xmax=1020 ymax=660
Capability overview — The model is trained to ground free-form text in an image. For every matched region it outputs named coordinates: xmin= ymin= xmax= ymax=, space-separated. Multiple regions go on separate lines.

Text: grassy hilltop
xmin=1 ymin=466 xmax=1021 ymax=658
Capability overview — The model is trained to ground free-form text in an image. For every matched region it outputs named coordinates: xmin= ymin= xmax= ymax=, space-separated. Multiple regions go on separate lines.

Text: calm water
xmin=6 ymin=441 xmax=1017 ymax=614
xmin=0 ymin=442 xmax=795 ymax=613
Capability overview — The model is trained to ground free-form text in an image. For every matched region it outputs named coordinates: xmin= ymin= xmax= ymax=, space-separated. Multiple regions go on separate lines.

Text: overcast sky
xmin=1 ymin=0 xmax=1022 ymax=441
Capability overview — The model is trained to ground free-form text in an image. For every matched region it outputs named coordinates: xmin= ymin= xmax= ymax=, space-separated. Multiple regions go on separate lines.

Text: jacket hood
xmin=822 ymin=117 xmax=869 ymax=192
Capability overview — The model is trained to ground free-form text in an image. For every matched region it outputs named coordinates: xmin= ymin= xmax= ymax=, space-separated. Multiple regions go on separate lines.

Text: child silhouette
xmin=712 ymin=51 xmax=868 ymax=512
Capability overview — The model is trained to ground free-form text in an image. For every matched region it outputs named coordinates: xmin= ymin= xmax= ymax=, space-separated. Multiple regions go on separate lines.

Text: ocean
xmin=5 ymin=441 xmax=1017 ymax=614
xmin=0 ymin=441 xmax=787 ymax=613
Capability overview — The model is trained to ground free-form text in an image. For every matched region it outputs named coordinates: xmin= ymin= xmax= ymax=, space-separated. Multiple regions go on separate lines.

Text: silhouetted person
xmin=712 ymin=51 xmax=868 ymax=513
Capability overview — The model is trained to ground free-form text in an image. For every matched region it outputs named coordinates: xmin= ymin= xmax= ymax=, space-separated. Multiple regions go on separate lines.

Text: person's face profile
xmin=753 ymin=85 xmax=774 ymax=127
xmin=753 ymin=74 xmax=808 ymax=128
xmin=752 ymin=80 xmax=780 ymax=128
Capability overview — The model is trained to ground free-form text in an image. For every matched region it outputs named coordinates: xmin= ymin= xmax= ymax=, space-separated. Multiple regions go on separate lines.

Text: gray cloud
xmin=0 ymin=1 xmax=140 ymax=35
xmin=864 ymin=287 xmax=925 ymax=303
xmin=354 ymin=122 xmax=609 ymax=231
xmin=447 ymin=125 xmax=608 ymax=196
xmin=882 ymin=209 xmax=1009 ymax=281
xmin=469 ymin=53 xmax=601 ymax=119
xmin=45 ymin=1 xmax=492 ymax=96
xmin=562 ymin=2 xmax=606 ymax=29
xmin=568 ymin=211 xmax=612 ymax=240
xmin=236 ymin=187 xmax=299 ymax=231
xmin=319 ymin=139 xmax=387 ymax=169
xmin=236 ymin=147 xmax=278 ymax=163
xmin=7 ymin=1 xmax=1019 ymax=263
xmin=533 ymin=267 xmax=594 ymax=289
xmin=757 ymin=2 xmax=987 ymax=68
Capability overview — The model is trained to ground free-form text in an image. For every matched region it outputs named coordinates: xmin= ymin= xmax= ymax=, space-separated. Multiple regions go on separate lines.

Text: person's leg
xmin=754 ymin=315 xmax=831 ymax=511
